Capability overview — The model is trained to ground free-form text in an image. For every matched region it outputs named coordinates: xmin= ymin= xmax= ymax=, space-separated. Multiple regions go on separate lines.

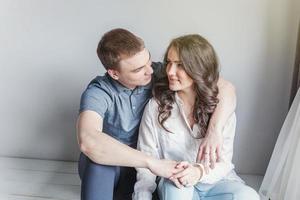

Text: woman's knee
xmin=233 ymin=185 xmax=260 ymax=200
xmin=158 ymin=179 xmax=194 ymax=200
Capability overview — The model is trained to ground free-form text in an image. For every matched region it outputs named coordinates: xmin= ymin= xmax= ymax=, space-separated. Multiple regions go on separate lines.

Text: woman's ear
xmin=107 ymin=69 xmax=119 ymax=80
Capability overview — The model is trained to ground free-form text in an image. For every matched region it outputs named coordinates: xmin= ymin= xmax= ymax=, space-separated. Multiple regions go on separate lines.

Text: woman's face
xmin=166 ymin=47 xmax=194 ymax=92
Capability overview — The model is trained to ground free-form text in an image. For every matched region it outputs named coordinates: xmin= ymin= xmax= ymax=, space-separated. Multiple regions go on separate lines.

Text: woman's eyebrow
xmin=167 ymin=59 xmax=182 ymax=63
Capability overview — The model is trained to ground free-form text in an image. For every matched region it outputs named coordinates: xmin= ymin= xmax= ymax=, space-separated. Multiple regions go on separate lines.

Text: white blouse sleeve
xmin=200 ymin=113 xmax=237 ymax=184
xmin=133 ymin=99 xmax=161 ymax=200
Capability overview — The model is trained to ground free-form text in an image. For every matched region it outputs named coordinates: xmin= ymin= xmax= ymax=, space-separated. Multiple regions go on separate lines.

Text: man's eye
xmin=134 ymin=68 xmax=142 ymax=73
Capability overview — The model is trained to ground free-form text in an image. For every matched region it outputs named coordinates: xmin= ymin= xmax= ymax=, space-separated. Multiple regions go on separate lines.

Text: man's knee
xmin=79 ymin=153 xmax=116 ymax=178
xmin=80 ymin=159 xmax=118 ymax=200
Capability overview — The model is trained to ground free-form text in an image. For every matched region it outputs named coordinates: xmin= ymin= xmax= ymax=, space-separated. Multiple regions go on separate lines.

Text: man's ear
xmin=107 ymin=69 xmax=119 ymax=80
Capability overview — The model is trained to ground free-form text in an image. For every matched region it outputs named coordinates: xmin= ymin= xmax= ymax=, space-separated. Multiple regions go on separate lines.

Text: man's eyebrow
xmin=131 ymin=51 xmax=151 ymax=72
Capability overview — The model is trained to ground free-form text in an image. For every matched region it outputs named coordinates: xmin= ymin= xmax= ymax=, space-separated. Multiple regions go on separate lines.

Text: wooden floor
xmin=0 ymin=157 xmax=263 ymax=200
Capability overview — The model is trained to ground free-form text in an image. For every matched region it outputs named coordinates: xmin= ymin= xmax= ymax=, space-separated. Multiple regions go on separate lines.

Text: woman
xmin=133 ymin=34 xmax=259 ymax=200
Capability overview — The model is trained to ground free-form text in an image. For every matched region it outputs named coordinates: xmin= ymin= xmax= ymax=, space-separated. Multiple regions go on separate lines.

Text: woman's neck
xmin=177 ymin=87 xmax=196 ymax=107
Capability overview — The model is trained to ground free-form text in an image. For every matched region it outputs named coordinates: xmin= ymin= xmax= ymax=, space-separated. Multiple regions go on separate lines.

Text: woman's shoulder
xmin=141 ymin=98 xmax=160 ymax=124
xmin=143 ymin=98 xmax=160 ymax=116
xmin=145 ymin=97 xmax=160 ymax=111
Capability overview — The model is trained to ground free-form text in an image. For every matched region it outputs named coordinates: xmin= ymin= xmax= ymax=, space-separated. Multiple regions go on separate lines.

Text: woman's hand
xmin=169 ymin=161 xmax=203 ymax=188
xmin=197 ymin=78 xmax=235 ymax=170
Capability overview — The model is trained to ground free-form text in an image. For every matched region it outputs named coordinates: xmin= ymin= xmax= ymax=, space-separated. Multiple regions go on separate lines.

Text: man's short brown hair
xmin=97 ymin=28 xmax=145 ymax=70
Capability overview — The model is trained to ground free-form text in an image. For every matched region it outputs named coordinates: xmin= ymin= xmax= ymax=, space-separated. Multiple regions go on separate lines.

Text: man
xmin=77 ymin=28 xmax=236 ymax=200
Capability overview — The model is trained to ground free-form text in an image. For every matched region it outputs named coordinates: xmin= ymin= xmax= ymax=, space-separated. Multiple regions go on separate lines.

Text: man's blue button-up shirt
xmin=79 ymin=62 xmax=163 ymax=145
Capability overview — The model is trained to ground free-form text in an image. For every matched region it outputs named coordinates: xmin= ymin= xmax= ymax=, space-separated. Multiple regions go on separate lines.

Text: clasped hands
xmin=169 ymin=161 xmax=203 ymax=188
xmin=168 ymin=132 xmax=223 ymax=188
xmin=149 ymin=132 xmax=223 ymax=188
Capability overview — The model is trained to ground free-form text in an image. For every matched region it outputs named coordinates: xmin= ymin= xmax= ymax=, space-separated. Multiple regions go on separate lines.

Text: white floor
xmin=0 ymin=157 xmax=263 ymax=200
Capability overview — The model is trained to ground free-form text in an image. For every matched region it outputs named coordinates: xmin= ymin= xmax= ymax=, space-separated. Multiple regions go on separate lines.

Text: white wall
xmin=0 ymin=0 xmax=299 ymax=175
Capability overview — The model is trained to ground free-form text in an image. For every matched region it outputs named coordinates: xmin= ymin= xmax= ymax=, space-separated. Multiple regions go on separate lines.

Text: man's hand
xmin=147 ymin=158 xmax=184 ymax=178
xmin=170 ymin=161 xmax=203 ymax=188
xmin=197 ymin=128 xmax=223 ymax=171
xmin=196 ymin=78 xmax=235 ymax=170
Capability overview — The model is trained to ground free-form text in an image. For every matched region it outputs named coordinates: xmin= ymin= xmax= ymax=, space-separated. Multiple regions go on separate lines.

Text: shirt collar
xmin=174 ymin=92 xmax=184 ymax=106
xmin=105 ymin=73 xmax=152 ymax=94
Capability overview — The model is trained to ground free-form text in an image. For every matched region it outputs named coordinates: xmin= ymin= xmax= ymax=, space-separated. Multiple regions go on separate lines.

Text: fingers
xmin=203 ymin=147 xmax=210 ymax=174
xmin=210 ymin=148 xmax=216 ymax=169
xmin=216 ymin=146 xmax=222 ymax=162
xmin=169 ymin=161 xmax=186 ymax=178
xmin=170 ymin=175 xmax=191 ymax=188
xmin=169 ymin=177 xmax=183 ymax=188
xmin=176 ymin=161 xmax=189 ymax=169
xmin=171 ymin=165 xmax=185 ymax=176
xmin=197 ymin=146 xmax=204 ymax=162
xmin=199 ymin=146 xmax=219 ymax=170
xmin=204 ymin=148 xmax=210 ymax=161
xmin=178 ymin=176 xmax=190 ymax=186
xmin=172 ymin=168 xmax=189 ymax=179
xmin=200 ymin=146 xmax=209 ymax=162
xmin=201 ymin=146 xmax=208 ymax=162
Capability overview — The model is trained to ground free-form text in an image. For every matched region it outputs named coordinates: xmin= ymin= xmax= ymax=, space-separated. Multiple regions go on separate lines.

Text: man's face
xmin=109 ymin=48 xmax=153 ymax=89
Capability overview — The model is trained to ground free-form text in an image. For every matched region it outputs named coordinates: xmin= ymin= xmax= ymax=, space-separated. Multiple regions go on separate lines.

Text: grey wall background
xmin=1 ymin=0 xmax=299 ymax=175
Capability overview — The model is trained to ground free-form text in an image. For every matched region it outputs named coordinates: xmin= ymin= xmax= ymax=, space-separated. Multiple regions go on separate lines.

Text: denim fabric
xmin=158 ymin=178 xmax=260 ymax=200
xmin=79 ymin=153 xmax=136 ymax=200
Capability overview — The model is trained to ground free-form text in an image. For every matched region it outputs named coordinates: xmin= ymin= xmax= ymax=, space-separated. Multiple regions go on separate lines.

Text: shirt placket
xmin=129 ymin=89 xmax=138 ymax=116
xmin=170 ymin=101 xmax=199 ymax=161
xmin=176 ymin=101 xmax=200 ymax=139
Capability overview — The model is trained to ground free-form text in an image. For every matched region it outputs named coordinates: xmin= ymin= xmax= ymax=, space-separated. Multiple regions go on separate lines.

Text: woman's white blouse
xmin=133 ymin=94 xmax=243 ymax=200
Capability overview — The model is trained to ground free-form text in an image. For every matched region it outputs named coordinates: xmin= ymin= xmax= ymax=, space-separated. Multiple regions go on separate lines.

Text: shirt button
xmin=133 ymin=106 xmax=136 ymax=109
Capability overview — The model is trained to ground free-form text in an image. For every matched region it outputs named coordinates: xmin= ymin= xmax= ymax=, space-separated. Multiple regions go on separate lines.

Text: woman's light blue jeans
xmin=158 ymin=178 xmax=260 ymax=200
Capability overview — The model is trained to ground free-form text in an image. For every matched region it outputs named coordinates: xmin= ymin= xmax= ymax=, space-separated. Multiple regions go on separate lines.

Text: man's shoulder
xmin=87 ymin=74 xmax=114 ymax=93
xmin=81 ymin=74 xmax=117 ymax=101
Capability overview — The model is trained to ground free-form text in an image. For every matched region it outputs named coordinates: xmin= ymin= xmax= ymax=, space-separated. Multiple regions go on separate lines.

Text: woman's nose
xmin=167 ymin=64 xmax=176 ymax=76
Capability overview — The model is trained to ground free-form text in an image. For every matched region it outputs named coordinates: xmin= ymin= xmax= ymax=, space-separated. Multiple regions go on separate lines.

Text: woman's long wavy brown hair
xmin=153 ymin=34 xmax=220 ymax=138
